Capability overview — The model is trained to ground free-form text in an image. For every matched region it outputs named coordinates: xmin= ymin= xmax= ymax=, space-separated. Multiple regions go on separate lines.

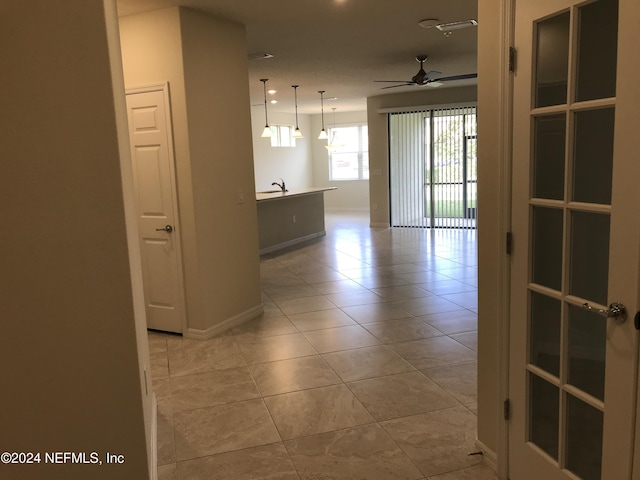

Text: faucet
xmin=271 ymin=178 xmax=287 ymax=193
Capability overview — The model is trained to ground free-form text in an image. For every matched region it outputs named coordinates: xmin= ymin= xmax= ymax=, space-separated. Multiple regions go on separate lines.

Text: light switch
xmin=237 ymin=189 xmax=245 ymax=204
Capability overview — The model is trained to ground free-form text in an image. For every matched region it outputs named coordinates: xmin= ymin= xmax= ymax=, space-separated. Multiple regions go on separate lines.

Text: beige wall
xmin=0 ymin=1 xmax=151 ymax=478
xmin=367 ymin=86 xmax=478 ymax=226
xmin=119 ymin=7 xmax=262 ymax=336
xmin=252 ymin=109 xmax=313 ymax=192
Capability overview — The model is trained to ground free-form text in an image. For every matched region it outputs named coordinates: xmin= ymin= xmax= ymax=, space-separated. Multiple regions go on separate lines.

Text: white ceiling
xmin=116 ymin=0 xmax=478 ymax=114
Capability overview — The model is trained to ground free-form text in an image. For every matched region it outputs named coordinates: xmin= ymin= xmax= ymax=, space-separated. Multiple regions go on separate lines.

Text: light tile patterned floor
xmin=149 ymin=212 xmax=496 ymax=480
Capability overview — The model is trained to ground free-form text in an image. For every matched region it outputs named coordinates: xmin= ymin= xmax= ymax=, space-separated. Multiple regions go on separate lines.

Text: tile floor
xmin=149 ymin=211 xmax=497 ymax=480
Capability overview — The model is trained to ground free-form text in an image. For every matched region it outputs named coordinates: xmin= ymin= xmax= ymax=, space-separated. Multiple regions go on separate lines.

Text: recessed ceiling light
xmin=435 ymin=19 xmax=478 ymax=32
xmin=418 ymin=18 xmax=440 ymax=29
xmin=270 ymin=100 xmax=278 ymax=104
xmin=268 ymin=89 xmax=277 ymax=94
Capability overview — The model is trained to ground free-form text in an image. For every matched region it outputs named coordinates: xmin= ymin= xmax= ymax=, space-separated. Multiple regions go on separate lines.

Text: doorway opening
xmin=389 ymin=106 xmax=477 ymax=229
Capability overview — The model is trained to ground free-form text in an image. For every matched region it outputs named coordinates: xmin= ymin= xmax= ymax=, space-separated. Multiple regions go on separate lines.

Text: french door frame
xmin=486 ymin=1 xmax=515 ymax=478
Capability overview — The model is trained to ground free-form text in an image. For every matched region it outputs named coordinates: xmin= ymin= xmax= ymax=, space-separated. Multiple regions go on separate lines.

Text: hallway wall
xmin=0 ymin=1 xmax=151 ymax=478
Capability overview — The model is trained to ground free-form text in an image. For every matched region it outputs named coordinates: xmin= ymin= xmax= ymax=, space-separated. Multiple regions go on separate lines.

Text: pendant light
xmin=260 ymin=79 xmax=272 ymax=137
xmin=317 ymin=90 xmax=328 ymax=140
xmin=326 ymin=107 xmax=344 ymax=150
xmin=292 ymin=85 xmax=303 ymax=139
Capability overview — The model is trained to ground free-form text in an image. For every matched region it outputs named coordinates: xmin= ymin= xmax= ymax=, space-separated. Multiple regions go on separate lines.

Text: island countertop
xmin=256 ymin=187 xmax=337 ymax=203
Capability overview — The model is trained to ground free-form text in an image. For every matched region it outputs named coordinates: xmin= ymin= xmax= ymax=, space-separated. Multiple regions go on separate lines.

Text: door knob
xmin=156 ymin=225 xmax=173 ymax=233
xmin=582 ymin=302 xmax=627 ymax=322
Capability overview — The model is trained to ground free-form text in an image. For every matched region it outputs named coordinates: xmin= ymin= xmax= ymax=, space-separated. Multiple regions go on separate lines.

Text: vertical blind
xmin=389 ymin=106 xmax=477 ymax=229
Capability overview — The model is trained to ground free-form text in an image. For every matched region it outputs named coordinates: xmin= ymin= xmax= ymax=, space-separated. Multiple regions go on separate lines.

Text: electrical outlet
xmin=237 ymin=189 xmax=245 ymax=204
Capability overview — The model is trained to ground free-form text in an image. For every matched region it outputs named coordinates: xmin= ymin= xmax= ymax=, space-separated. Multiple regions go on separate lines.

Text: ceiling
xmin=116 ymin=0 xmax=478 ymax=114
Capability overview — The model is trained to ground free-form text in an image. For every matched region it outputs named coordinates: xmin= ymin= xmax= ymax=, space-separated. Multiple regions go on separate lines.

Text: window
xmin=270 ymin=125 xmax=296 ymax=147
xmin=328 ymin=124 xmax=368 ymax=180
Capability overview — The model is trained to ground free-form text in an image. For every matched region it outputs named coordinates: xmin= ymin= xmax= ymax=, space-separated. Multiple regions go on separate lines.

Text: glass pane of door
xmin=575 ymin=0 xmax=618 ymax=102
xmin=535 ymin=12 xmax=570 ymax=107
xmin=572 ymin=108 xmax=615 ymax=205
xmin=529 ymin=374 xmax=560 ymax=460
xmin=533 ymin=114 xmax=566 ymax=200
xmin=566 ymin=395 xmax=603 ymax=480
xmin=567 ymin=304 xmax=606 ymax=401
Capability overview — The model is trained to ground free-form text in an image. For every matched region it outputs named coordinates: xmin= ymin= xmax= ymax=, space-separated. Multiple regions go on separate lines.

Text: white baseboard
xmin=475 ymin=438 xmax=498 ymax=472
xmin=369 ymin=222 xmax=390 ymax=228
xmin=325 ymin=207 xmax=370 ymax=212
xmin=150 ymin=393 xmax=158 ymax=480
xmin=259 ymin=231 xmax=326 ymax=255
xmin=184 ymin=303 xmax=264 ymax=339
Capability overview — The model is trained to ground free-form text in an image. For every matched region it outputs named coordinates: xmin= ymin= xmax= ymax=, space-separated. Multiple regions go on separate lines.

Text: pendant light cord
xmin=319 ymin=90 xmax=325 ymax=130
xmin=293 ymin=85 xmax=299 ymax=129
xmin=261 ymin=79 xmax=269 ymax=127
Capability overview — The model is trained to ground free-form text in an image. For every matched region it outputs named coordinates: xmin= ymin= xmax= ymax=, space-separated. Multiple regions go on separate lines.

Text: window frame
xmin=327 ymin=122 xmax=369 ymax=181
xmin=270 ymin=124 xmax=296 ymax=148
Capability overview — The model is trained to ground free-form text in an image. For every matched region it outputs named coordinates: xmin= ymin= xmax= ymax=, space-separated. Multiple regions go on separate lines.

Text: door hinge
xmin=509 ymin=46 xmax=517 ymax=73
xmin=506 ymin=231 xmax=513 ymax=255
xmin=504 ymin=399 xmax=511 ymax=420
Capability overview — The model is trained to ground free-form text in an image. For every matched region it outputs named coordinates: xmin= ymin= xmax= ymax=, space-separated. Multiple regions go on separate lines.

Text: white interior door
xmin=126 ymin=85 xmax=185 ymax=334
xmin=509 ymin=0 xmax=640 ymax=478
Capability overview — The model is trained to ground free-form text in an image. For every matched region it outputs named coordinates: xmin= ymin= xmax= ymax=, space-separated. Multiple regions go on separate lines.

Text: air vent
xmin=435 ymin=20 xmax=477 ymax=32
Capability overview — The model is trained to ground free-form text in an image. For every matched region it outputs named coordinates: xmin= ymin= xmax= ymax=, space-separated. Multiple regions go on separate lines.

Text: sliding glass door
xmin=390 ymin=106 xmax=477 ymax=229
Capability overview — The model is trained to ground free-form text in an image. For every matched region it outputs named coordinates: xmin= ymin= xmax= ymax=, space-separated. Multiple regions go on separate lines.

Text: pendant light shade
xmin=292 ymin=85 xmax=303 ymax=139
xmin=318 ymin=90 xmax=328 ymax=140
xmin=260 ymin=79 xmax=272 ymax=138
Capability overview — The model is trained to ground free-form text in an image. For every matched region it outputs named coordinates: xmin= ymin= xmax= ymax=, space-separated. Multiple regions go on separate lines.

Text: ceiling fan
xmin=375 ymin=55 xmax=477 ymax=89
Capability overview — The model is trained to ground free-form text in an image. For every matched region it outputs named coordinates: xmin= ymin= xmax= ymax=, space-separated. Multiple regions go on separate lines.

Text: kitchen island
xmin=256 ymin=187 xmax=337 ymax=254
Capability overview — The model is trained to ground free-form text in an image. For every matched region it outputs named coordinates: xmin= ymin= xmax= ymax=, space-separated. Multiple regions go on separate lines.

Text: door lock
xmin=155 ymin=225 xmax=173 ymax=233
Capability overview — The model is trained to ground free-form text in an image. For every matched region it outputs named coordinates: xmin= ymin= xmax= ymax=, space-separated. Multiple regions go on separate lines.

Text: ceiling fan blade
xmin=425 ymin=70 xmax=442 ymax=80
xmin=433 ymin=73 xmax=478 ymax=82
xmin=380 ymin=83 xmax=415 ymax=90
xmin=374 ymin=80 xmax=414 ymax=83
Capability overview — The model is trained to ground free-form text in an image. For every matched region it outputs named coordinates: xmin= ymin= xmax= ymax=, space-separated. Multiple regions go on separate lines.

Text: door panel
xmin=509 ymin=0 xmax=639 ymax=478
xmin=126 ymin=87 xmax=185 ymax=334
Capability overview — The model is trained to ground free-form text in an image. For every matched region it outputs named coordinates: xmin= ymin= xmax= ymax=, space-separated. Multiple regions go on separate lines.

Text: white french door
xmin=509 ymin=0 xmax=640 ymax=479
